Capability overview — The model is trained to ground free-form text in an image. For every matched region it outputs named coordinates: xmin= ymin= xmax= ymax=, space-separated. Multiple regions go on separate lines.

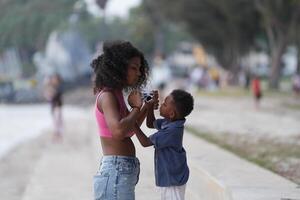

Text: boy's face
xmin=159 ymin=94 xmax=177 ymax=120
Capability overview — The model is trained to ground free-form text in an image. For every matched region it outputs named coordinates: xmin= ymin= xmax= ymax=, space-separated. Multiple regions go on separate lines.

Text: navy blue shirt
xmin=149 ymin=118 xmax=189 ymax=187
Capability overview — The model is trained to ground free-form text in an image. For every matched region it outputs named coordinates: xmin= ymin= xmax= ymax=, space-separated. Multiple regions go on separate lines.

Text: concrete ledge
xmin=185 ymin=131 xmax=300 ymax=200
xmin=187 ymin=162 xmax=233 ymax=200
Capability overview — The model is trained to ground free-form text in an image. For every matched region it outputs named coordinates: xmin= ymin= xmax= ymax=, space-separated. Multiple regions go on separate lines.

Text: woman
xmin=91 ymin=40 xmax=149 ymax=200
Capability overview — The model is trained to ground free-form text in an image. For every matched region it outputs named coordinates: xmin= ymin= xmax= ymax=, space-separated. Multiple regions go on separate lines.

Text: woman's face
xmin=126 ymin=56 xmax=142 ymax=86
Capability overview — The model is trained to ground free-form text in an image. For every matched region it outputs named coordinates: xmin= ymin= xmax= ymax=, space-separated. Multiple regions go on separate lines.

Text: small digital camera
xmin=141 ymin=91 xmax=154 ymax=102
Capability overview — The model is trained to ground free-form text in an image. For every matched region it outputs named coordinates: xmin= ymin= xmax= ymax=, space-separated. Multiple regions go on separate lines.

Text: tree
xmin=255 ymin=0 xmax=300 ymax=88
xmin=293 ymin=28 xmax=300 ymax=74
xmin=126 ymin=6 xmax=155 ymax=56
xmin=0 ymin=0 xmax=77 ymax=74
xmin=155 ymin=0 xmax=260 ymax=81
xmin=142 ymin=0 xmax=166 ymax=56
xmin=126 ymin=4 xmax=193 ymax=57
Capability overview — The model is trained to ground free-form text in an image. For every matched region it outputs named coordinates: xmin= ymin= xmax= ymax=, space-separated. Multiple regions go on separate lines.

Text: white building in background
xmin=241 ymin=51 xmax=269 ymax=75
xmin=34 ymin=30 xmax=92 ymax=82
xmin=242 ymin=46 xmax=298 ymax=76
xmin=282 ymin=46 xmax=298 ymax=76
xmin=167 ymin=42 xmax=198 ymax=77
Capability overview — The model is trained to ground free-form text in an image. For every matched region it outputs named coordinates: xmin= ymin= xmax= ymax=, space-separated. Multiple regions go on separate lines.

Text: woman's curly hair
xmin=90 ymin=40 xmax=149 ymax=94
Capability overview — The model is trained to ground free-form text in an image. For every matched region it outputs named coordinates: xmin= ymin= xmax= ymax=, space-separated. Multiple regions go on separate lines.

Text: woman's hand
xmin=128 ymin=90 xmax=143 ymax=109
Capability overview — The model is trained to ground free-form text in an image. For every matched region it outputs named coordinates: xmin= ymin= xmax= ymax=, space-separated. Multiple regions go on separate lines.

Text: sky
xmin=85 ymin=0 xmax=141 ymax=18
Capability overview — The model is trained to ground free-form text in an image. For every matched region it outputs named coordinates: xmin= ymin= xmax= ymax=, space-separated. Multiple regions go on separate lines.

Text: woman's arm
xmin=100 ymin=92 xmax=141 ymax=140
xmin=133 ymin=90 xmax=159 ymax=127
xmin=133 ymin=124 xmax=153 ymax=147
xmin=135 ymin=104 xmax=148 ymax=127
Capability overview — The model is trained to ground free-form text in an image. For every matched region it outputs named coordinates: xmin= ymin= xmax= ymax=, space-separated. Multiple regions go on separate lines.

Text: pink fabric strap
xmin=95 ymin=89 xmax=134 ymax=138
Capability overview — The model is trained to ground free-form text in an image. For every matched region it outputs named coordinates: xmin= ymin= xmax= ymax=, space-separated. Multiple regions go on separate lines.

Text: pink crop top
xmin=95 ymin=88 xmax=135 ymax=138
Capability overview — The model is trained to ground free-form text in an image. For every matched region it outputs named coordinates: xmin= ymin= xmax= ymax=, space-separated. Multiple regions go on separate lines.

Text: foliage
xmin=155 ymin=0 xmax=300 ymax=88
xmin=126 ymin=6 xmax=156 ymax=56
xmin=254 ymin=0 xmax=300 ymax=88
xmin=75 ymin=4 xmax=192 ymax=57
xmin=155 ymin=0 xmax=260 ymax=72
xmin=0 ymin=0 xmax=77 ymax=52
xmin=128 ymin=2 xmax=193 ymax=57
xmin=0 ymin=0 xmax=77 ymax=76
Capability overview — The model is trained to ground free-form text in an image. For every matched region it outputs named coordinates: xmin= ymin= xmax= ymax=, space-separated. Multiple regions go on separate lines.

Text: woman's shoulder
xmin=97 ymin=89 xmax=119 ymax=106
xmin=97 ymin=89 xmax=115 ymax=100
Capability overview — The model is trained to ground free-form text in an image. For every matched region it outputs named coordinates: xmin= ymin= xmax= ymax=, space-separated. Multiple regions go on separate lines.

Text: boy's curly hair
xmin=171 ymin=89 xmax=194 ymax=118
xmin=90 ymin=40 xmax=149 ymax=93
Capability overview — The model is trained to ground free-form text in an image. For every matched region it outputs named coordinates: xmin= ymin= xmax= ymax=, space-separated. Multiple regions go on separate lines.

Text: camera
xmin=141 ymin=91 xmax=154 ymax=102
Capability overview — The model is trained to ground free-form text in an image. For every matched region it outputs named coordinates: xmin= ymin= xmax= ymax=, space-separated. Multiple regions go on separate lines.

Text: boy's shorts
xmin=159 ymin=184 xmax=186 ymax=200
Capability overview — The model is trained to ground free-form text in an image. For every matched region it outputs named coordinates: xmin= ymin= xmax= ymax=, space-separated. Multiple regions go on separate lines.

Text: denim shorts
xmin=93 ymin=155 xmax=140 ymax=200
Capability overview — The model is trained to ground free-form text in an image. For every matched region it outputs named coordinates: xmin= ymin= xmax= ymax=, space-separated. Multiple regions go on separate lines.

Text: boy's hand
xmin=152 ymin=90 xmax=159 ymax=110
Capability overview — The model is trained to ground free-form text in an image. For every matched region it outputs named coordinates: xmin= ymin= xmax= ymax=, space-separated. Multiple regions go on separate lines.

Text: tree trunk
xmin=219 ymin=45 xmax=241 ymax=85
xmin=144 ymin=0 xmax=165 ymax=56
xmin=229 ymin=58 xmax=241 ymax=85
xmin=297 ymin=46 xmax=300 ymax=74
xmin=18 ymin=47 xmax=37 ymax=77
xmin=154 ymin=26 xmax=164 ymax=56
xmin=268 ymin=39 xmax=287 ymax=89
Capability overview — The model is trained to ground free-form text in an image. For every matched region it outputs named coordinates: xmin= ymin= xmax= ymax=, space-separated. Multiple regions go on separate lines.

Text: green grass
xmin=282 ymin=102 xmax=300 ymax=111
xmin=195 ymin=86 xmax=292 ymax=98
xmin=196 ymin=87 xmax=251 ymax=97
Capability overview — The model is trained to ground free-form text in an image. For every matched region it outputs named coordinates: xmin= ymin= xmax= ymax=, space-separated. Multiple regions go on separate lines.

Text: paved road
xmin=0 ymin=104 xmax=87 ymax=159
xmin=18 ymin=106 xmax=300 ymax=200
xmin=187 ymin=96 xmax=300 ymax=138
xmin=1 ymin=93 xmax=300 ymax=199
xmin=0 ymin=104 xmax=51 ymax=158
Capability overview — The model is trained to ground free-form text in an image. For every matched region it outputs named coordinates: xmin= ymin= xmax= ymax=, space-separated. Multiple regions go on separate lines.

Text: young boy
xmin=135 ymin=89 xmax=194 ymax=200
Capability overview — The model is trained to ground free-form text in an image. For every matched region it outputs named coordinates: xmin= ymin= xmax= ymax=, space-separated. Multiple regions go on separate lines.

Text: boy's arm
xmin=146 ymin=90 xmax=159 ymax=128
xmin=133 ymin=123 xmax=153 ymax=147
xmin=146 ymin=103 xmax=156 ymax=128
xmin=150 ymin=129 xmax=180 ymax=149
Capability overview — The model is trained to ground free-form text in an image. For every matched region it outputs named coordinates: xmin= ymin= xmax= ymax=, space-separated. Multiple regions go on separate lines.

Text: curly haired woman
xmin=91 ymin=40 xmax=150 ymax=200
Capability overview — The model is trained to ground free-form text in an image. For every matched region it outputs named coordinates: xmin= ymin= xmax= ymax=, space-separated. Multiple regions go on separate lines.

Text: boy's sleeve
xmin=149 ymin=129 xmax=181 ymax=149
xmin=153 ymin=119 xmax=164 ymax=130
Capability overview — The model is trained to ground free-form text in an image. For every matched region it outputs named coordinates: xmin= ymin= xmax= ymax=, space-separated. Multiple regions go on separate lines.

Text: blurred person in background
xmin=189 ymin=66 xmax=203 ymax=91
xmin=251 ymin=75 xmax=263 ymax=109
xmin=151 ymin=53 xmax=171 ymax=100
xmin=209 ymin=67 xmax=220 ymax=89
xmin=44 ymin=73 xmax=64 ymax=142
xmin=199 ymin=68 xmax=211 ymax=89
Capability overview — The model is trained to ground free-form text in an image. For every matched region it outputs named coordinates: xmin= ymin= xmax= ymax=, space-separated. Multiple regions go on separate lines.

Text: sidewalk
xmin=21 ymin=113 xmax=97 ymax=200
xmin=21 ymin=109 xmax=300 ymax=200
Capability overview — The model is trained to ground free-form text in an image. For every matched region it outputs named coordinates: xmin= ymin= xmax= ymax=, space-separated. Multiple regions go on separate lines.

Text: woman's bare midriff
xmin=100 ymin=137 xmax=136 ymax=156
